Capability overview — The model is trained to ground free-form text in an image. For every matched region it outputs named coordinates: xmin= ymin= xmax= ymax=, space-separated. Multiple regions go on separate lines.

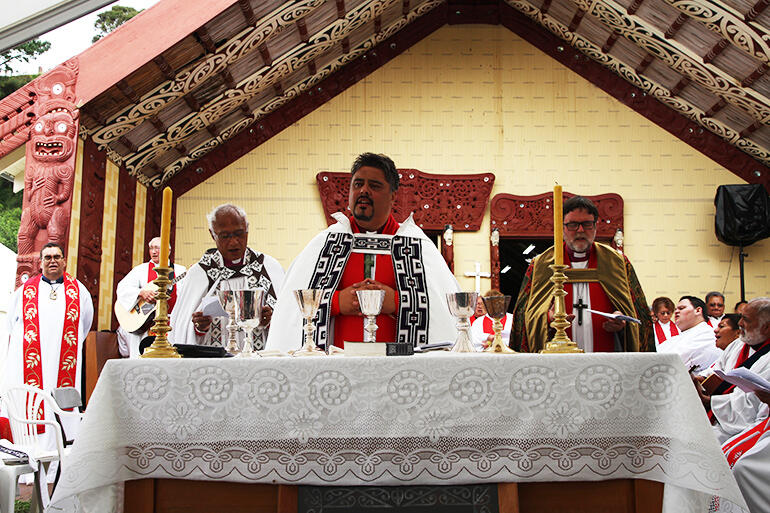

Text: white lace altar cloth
xmin=49 ymin=353 xmax=747 ymax=512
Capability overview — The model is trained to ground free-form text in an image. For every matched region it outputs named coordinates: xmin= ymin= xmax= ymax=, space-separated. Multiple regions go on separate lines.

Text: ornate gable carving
xmin=490 ymin=192 xmax=623 ymax=239
xmin=317 ymin=169 xmax=495 ymax=231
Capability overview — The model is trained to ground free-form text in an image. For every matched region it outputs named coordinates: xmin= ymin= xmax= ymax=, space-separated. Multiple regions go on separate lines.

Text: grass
xmin=15 ymin=500 xmax=30 ymax=513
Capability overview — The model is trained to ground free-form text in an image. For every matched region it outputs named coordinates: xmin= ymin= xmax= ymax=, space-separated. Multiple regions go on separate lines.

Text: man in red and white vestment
xmin=657 ymin=296 xmax=722 ymax=371
xmin=115 ymin=237 xmax=186 ymax=358
xmin=471 ymin=289 xmax=513 ymax=349
xmin=1 ymin=243 xmax=93 ymax=455
xmin=712 ymin=298 xmax=770 ymax=512
xmin=709 ymin=298 xmax=770 ymax=443
xmin=267 ymin=153 xmax=459 ymax=353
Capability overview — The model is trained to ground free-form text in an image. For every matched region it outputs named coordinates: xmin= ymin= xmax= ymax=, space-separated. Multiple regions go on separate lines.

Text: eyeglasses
xmin=42 ymin=255 xmax=64 ymax=262
xmin=563 ymin=221 xmax=596 ymax=231
xmin=215 ymin=230 xmax=247 ymax=241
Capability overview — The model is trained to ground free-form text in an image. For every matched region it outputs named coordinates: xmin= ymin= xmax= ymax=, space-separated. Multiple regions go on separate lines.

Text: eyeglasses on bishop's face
xmin=563 ymin=221 xmax=597 ymax=231
xmin=42 ymin=255 xmax=64 ymax=262
xmin=215 ymin=230 xmax=247 ymax=241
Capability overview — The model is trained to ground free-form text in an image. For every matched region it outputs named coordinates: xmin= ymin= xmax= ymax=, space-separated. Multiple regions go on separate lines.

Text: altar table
xmin=48 ymin=353 xmax=748 ymax=512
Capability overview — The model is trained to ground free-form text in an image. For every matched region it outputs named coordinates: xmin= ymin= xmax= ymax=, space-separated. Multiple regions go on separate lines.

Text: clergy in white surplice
xmin=266 ymin=153 xmax=459 ymax=353
xmin=115 ymin=237 xmax=186 ymax=358
xmin=706 ymin=291 xmax=726 ymax=327
xmin=170 ymin=204 xmax=284 ymax=350
xmin=711 ymin=298 xmax=770 ymax=513
xmin=651 ymin=296 xmax=678 ymax=345
xmin=1 ymin=243 xmax=93 ymax=451
xmin=656 ymin=296 xmax=722 ymax=371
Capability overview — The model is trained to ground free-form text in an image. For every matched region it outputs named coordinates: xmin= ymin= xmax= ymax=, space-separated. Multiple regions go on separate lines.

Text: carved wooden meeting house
xmin=1 ymin=0 xmax=769 ymax=511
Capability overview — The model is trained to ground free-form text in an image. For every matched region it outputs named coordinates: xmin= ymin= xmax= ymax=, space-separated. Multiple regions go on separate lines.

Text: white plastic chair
xmin=0 ymin=385 xmax=83 ymax=511
xmin=0 ymin=459 xmax=35 ymax=513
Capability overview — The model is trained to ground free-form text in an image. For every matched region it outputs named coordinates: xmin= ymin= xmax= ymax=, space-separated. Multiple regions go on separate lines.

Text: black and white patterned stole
xmin=307 ymin=233 xmax=354 ymax=348
xmin=392 ymin=236 xmax=429 ymax=347
xmin=198 ymin=248 xmax=279 ymax=349
xmin=306 ymin=232 xmax=429 ymax=349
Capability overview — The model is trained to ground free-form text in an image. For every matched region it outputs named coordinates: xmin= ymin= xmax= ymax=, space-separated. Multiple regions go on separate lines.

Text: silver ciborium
xmin=446 ymin=292 xmax=478 ymax=352
xmin=356 ymin=289 xmax=385 ymax=342
xmin=482 ymin=295 xmax=516 ymax=354
xmin=293 ymin=289 xmax=325 ymax=356
xmin=234 ymin=289 xmax=264 ymax=358
xmin=217 ymin=289 xmax=239 ymax=354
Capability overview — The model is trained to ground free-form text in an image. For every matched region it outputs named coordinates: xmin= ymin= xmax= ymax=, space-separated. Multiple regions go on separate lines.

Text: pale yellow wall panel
xmin=66 ymin=138 xmax=84 ymax=273
xmin=97 ymin=160 xmax=119 ymax=330
xmin=176 ymin=25 xmax=769 ymax=307
xmin=132 ymin=181 xmax=147 ymax=267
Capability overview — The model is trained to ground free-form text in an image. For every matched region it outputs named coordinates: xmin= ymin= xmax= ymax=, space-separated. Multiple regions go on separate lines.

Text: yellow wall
xmin=176 ymin=24 xmax=770 ymax=307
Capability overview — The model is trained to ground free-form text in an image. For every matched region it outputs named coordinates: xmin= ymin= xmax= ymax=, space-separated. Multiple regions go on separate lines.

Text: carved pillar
xmin=16 ymin=61 xmax=80 ymax=285
xmin=77 ymin=138 xmax=107 ymax=317
xmin=490 ymin=228 xmax=500 ymax=290
xmin=441 ymin=224 xmax=454 ymax=273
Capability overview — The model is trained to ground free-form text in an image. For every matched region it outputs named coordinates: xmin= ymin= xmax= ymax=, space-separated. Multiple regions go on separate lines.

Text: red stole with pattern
xmin=22 ymin=273 xmax=80 ymax=430
xmin=723 ymin=417 xmax=770 ymax=468
xmin=564 ymin=249 xmax=615 ymax=352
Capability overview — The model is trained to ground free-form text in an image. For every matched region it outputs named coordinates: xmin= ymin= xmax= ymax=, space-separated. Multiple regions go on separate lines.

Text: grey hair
xmin=749 ymin=297 xmax=770 ymax=326
xmin=206 ymin=204 xmax=249 ymax=233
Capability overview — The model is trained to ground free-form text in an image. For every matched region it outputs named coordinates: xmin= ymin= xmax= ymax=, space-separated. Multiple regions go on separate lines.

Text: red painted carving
xmin=316 ymin=169 xmax=495 ymax=232
xmin=111 ymin=166 xmax=137 ymax=329
xmin=489 ymin=192 xmax=624 ymax=289
xmin=441 ymin=225 xmax=454 ymax=273
xmin=15 ymin=61 xmax=80 ymax=285
xmin=77 ymin=138 xmax=107 ymax=317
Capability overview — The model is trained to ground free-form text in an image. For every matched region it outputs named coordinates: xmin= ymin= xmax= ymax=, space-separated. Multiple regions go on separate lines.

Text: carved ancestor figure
xmin=17 ymin=101 xmax=79 ymax=283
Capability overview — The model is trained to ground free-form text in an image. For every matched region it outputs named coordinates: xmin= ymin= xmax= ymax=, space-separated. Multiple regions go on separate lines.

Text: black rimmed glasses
xmin=563 ymin=221 xmax=596 ymax=231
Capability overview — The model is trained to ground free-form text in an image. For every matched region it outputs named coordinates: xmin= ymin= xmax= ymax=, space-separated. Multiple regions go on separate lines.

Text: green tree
xmin=92 ymin=6 xmax=142 ymax=42
xmin=0 ymin=180 xmax=22 ymax=252
xmin=0 ymin=40 xmax=51 ymax=74
xmin=0 ymin=74 xmax=39 ymax=100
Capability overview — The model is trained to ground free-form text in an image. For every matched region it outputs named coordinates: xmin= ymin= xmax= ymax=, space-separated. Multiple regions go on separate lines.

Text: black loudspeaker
xmin=714 ymin=184 xmax=770 ymax=247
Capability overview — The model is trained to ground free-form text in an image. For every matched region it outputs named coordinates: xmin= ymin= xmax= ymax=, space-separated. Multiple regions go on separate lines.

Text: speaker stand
xmin=739 ymin=245 xmax=747 ymax=302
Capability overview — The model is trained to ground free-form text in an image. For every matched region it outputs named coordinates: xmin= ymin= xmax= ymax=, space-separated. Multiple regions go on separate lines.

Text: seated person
xmin=657 ymin=296 xmax=721 ymax=371
xmin=470 ymin=289 xmax=513 ymax=349
xmin=721 ymin=387 xmax=770 ymax=513
xmin=707 ymin=298 xmax=770 ymax=443
xmin=652 ymin=296 xmax=678 ymax=345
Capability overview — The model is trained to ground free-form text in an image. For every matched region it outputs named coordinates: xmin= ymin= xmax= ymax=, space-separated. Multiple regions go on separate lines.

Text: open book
xmin=713 ymin=367 xmax=770 ymax=393
xmin=586 ymin=309 xmax=641 ymax=325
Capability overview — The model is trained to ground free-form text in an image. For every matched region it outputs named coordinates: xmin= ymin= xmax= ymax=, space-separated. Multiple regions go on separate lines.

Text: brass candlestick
xmin=541 ymin=264 xmax=583 ymax=354
xmin=141 ymin=266 xmax=181 ymax=358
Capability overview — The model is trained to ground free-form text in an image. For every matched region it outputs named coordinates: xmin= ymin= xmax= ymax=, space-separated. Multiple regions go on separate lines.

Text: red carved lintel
xmin=316 ymin=169 xmax=494 ymax=232
xmin=489 ymin=191 xmax=624 ymax=289
xmin=317 ymin=169 xmax=494 ymax=272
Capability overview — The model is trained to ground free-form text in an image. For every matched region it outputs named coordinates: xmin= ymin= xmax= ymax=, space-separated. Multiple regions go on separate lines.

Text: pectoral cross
xmin=464 ymin=261 xmax=491 ymax=293
xmin=364 ymin=254 xmax=375 ymax=280
xmin=573 ymin=298 xmax=588 ymax=326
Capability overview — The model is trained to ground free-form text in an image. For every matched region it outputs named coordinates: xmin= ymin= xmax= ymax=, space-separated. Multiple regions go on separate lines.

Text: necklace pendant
xmin=50 ymin=289 xmax=57 ymax=300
